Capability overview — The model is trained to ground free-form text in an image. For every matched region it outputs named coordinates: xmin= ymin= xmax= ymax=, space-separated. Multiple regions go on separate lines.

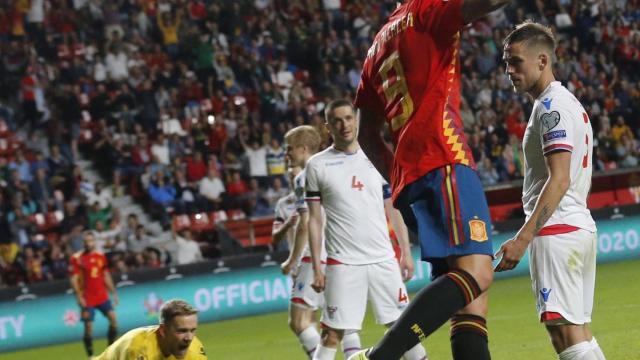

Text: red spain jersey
xmin=69 ymin=251 xmax=109 ymax=307
xmin=354 ymin=0 xmax=475 ymax=202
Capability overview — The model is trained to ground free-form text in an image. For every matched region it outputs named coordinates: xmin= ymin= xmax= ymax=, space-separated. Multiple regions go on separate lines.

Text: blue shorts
xmin=82 ymin=300 xmax=113 ymax=322
xmin=396 ymin=164 xmax=493 ymax=278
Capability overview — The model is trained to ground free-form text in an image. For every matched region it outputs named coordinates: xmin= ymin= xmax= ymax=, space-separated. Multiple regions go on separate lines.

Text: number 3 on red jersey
xmin=379 ymin=51 xmax=414 ymax=131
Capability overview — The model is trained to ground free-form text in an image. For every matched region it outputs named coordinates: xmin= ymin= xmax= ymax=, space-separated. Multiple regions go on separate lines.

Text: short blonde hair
xmin=160 ymin=299 xmax=198 ymax=325
xmin=284 ymin=125 xmax=321 ymax=154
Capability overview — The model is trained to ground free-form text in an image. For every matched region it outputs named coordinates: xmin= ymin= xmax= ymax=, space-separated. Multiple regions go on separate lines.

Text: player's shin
xmin=341 ymin=330 xmax=361 ymax=358
xmin=108 ymin=325 xmax=118 ymax=344
xmin=298 ymin=325 xmax=321 ymax=358
xmin=450 ymin=314 xmax=490 ymax=360
xmin=368 ymin=269 xmax=482 ymax=360
xmin=83 ymin=336 xmax=93 ymax=356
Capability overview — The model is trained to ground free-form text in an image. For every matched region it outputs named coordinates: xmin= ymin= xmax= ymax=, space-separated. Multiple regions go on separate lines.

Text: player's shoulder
xmin=187 ymin=336 xmax=208 ymax=359
xmin=307 ymin=147 xmax=337 ymax=165
xmin=541 ymin=82 xmax=582 ymax=110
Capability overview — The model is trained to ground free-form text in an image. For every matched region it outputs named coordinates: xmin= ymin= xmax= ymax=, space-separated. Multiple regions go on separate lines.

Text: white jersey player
xmin=281 ymin=126 xmax=361 ymax=359
xmin=496 ymin=21 xmax=605 ymax=360
xmin=307 ymin=100 xmax=427 ymax=360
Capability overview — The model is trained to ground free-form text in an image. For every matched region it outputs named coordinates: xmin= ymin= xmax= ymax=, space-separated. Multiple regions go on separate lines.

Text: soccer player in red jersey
xmin=350 ymin=1 xmax=512 ymax=359
xmin=70 ymin=231 xmax=119 ymax=357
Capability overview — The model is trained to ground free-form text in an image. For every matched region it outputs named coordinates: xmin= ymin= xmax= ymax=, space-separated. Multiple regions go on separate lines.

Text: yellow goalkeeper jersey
xmin=95 ymin=325 xmax=207 ymax=360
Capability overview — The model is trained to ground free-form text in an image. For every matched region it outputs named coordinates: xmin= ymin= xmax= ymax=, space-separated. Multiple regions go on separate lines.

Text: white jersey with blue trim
xmin=305 ymin=146 xmax=395 ymax=265
xmin=293 ymin=169 xmax=326 ymax=260
xmin=522 ymin=81 xmax=596 ymax=232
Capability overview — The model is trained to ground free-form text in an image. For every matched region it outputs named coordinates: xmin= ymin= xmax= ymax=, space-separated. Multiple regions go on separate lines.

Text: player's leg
xmin=289 ymin=304 xmax=320 ymax=358
xmin=448 ymin=255 xmax=493 ymax=360
xmin=370 ymin=259 xmax=428 ymax=360
xmin=98 ymin=300 xmax=118 ymax=345
xmin=531 ymin=230 xmax=604 ymax=360
xmin=316 ymin=263 xmax=367 ymax=360
xmin=290 ymin=261 xmax=323 ymax=358
xmin=81 ymin=307 xmax=95 ymax=356
xmin=314 ymin=328 xmax=344 ymax=360
xmin=360 ymin=165 xmax=493 ymax=360
xmin=341 ymin=330 xmax=362 ymax=359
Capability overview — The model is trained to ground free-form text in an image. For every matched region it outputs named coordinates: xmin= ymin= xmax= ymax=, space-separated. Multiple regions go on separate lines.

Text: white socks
xmin=590 ymin=337 xmax=606 ymax=360
xmin=403 ymin=342 xmax=428 ymax=360
xmin=558 ymin=341 xmax=597 ymax=360
xmin=298 ymin=326 xmax=321 ymax=358
xmin=313 ymin=345 xmax=338 ymax=360
xmin=341 ymin=330 xmax=361 ymax=358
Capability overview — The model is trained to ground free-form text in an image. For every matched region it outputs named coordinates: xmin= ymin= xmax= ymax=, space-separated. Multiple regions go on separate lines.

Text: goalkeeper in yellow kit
xmin=95 ymin=299 xmax=207 ymax=359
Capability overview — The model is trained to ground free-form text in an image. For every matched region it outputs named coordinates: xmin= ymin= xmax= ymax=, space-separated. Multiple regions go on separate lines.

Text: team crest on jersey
xmin=469 ymin=219 xmax=488 ymax=242
xmin=541 ymin=111 xmax=560 ymax=132
xmin=327 ymin=306 xmax=338 ymax=319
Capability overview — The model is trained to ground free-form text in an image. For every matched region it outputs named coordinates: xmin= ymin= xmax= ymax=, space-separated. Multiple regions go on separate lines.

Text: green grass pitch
xmin=3 ymin=260 xmax=639 ymax=359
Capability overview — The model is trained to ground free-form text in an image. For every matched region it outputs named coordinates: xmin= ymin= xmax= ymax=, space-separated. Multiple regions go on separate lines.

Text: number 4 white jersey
xmin=522 ymin=81 xmax=596 ymax=232
xmin=305 ymin=146 xmax=395 ymax=265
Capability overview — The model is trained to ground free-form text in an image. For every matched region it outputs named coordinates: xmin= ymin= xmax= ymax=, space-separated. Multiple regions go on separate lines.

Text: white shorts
xmin=321 ymin=258 xmax=409 ymax=330
xmin=290 ymin=260 xmax=324 ymax=310
xmin=529 ymin=229 xmax=597 ymax=325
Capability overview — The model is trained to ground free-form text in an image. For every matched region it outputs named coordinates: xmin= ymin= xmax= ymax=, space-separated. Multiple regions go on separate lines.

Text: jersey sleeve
xmin=189 ymin=336 xmax=208 ymax=359
xmin=537 ymin=99 xmax=577 ymax=156
xmin=68 ymin=254 xmax=80 ymax=276
xmin=304 ymin=160 xmax=322 ymax=203
xmin=354 ymin=73 xmax=383 ymax=113
xmin=412 ymin=0 xmax=465 ymax=39
xmin=293 ymin=172 xmax=308 ymax=213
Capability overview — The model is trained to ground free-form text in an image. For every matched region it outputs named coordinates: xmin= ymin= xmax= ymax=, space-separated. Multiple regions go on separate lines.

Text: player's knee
xmin=321 ymin=328 xmax=343 ymax=347
xmin=288 ymin=315 xmax=311 ymax=334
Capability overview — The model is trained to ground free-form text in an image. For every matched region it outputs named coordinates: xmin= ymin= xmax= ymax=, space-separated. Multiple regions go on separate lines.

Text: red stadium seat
xmin=227 ymin=209 xmax=246 ymax=220
xmin=190 ymin=212 xmax=214 ymax=232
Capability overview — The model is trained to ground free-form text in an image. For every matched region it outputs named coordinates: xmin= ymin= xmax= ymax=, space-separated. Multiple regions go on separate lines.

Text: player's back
xmin=355 ymin=0 xmax=475 ymax=201
xmin=95 ymin=325 xmax=207 ymax=359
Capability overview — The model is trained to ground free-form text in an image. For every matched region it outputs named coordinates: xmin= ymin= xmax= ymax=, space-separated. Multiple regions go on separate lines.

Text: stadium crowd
xmin=0 ymin=0 xmax=639 ymax=288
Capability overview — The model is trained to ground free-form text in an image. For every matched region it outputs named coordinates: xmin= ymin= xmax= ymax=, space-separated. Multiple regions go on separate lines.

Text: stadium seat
xmin=227 ymin=209 xmax=246 ymax=220
xmin=189 ymin=212 xmax=214 ymax=233
xmin=209 ymin=210 xmax=228 ymax=224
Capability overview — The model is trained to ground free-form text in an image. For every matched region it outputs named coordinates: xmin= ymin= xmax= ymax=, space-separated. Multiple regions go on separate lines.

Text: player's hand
xmin=311 ymin=271 xmax=325 ymax=293
xmin=399 ymin=253 xmax=415 ymax=282
xmin=281 ymin=257 xmax=296 ymax=275
xmin=77 ymin=296 xmax=86 ymax=308
xmin=494 ymin=235 xmax=530 ymax=272
xmin=112 ymin=293 xmax=119 ymax=307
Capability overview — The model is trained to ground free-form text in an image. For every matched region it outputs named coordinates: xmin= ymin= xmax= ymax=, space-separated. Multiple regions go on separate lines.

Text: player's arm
xmin=281 ymin=209 xmax=307 ymax=275
xmin=461 ymin=0 xmax=512 ymax=24
xmin=104 ymin=269 xmax=119 ymax=306
xmin=358 ymin=107 xmax=393 ymax=182
xmin=495 ymin=151 xmax=571 ymax=271
xmin=384 ymin=197 xmax=414 ymax=281
xmin=272 ymin=213 xmax=299 ymax=246
xmin=307 ymin=200 xmax=325 ymax=293
xmin=70 ymin=272 xmax=86 ymax=308
xmin=69 ymin=256 xmax=86 ymax=307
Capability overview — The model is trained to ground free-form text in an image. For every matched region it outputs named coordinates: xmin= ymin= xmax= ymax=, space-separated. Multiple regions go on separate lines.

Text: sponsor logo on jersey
xmin=540 ymin=288 xmax=552 ymax=302
xmin=541 ymin=110 xmax=560 ymax=131
xmin=325 ymin=161 xmax=344 ymax=166
xmin=542 ymin=97 xmax=553 ymax=110
xmin=469 ymin=219 xmax=488 ymax=242
xmin=543 ymin=130 xmax=567 ymax=142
